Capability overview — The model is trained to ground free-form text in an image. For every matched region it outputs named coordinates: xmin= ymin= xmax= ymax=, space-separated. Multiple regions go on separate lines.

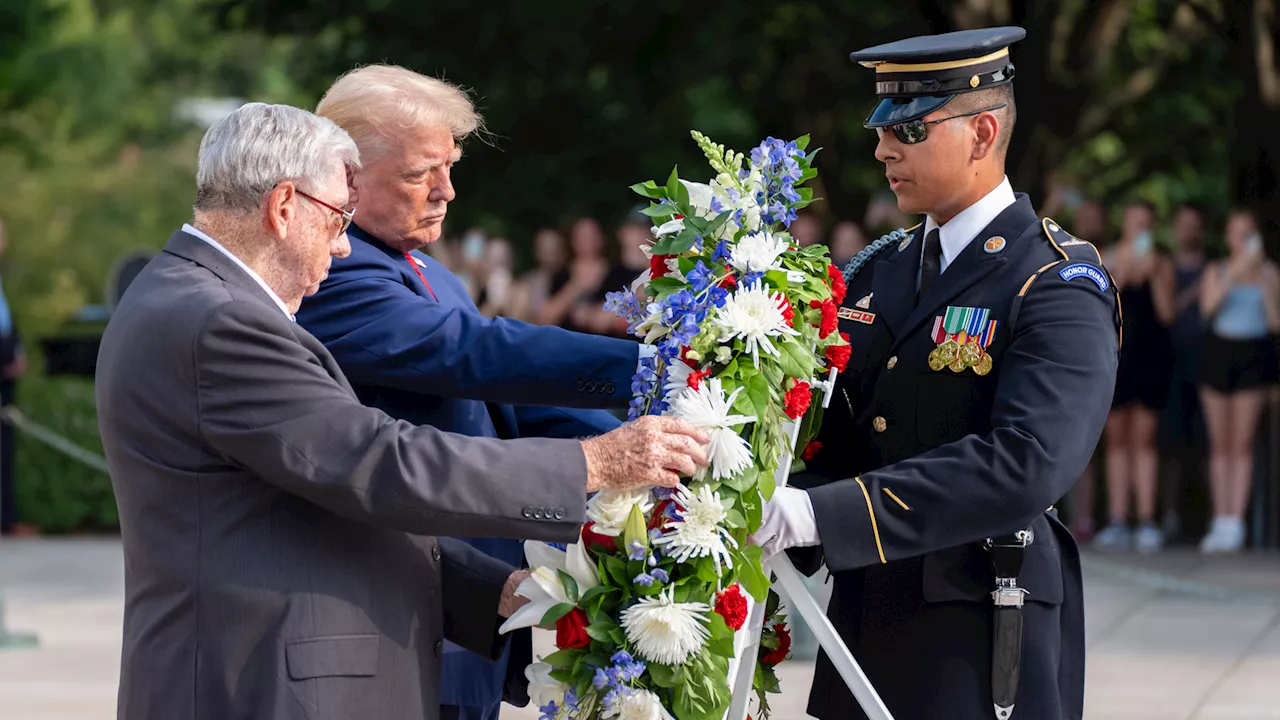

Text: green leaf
xmin=742 ymin=486 xmax=764 ymax=533
xmin=585 ymin=617 xmax=618 ymax=643
xmin=630 ymin=180 xmax=668 ymax=200
xmin=764 ymin=269 xmax=790 ymax=289
xmin=578 ymin=584 xmax=617 ymax=608
xmin=604 ymin=555 xmax=631 ymax=587
xmin=759 ymin=458 xmax=778 ymax=501
xmin=765 ymin=588 xmax=781 ymax=619
xmin=780 ymin=339 xmax=816 ymax=381
xmin=648 ymin=661 xmax=679 ymax=688
xmin=695 ymin=556 xmax=719 ymax=583
xmin=648 ymin=276 xmax=687 ymax=295
xmin=738 ymin=545 xmax=770 ymax=602
xmin=794 ymin=134 xmax=811 ymax=151
xmin=608 ymin=627 xmax=627 ymax=646
xmin=653 ymin=226 xmax=700 ymax=254
xmin=665 ymin=166 xmax=681 ymax=200
xmin=540 ymin=602 xmax=576 ymax=626
xmin=806 ymin=147 xmax=823 ymax=164
xmin=722 ymin=464 xmax=758 ymax=493
xmin=724 ymin=508 xmax=746 ymax=528
xmin=747 ymin=373 xmax=771 ymax=423
xmin=705 ymin=610 xmax=736 ymax=657
xmin=557 ymin=569 xmax=579 ymax=604
xmin=550 ymin=667 xmax=575 ymax=684
xmin=642 ymin=203 xmax=679 ymax=219
xmin=541 ymin=647 xmax=585 ymax=668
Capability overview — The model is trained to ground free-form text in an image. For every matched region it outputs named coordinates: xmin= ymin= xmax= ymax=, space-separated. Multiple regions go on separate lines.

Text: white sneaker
xmin=1134 ymin=524 xmax=1164 ymax=554
xmin=1092 ymin=524 xmax=1131 ymax=552
xmin=1200 ymin=517 xmax=1242 ymax=554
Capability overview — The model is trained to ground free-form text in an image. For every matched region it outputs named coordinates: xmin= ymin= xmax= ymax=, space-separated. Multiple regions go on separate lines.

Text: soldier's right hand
xmin=581 ymin=416 xmax=710 ymax=492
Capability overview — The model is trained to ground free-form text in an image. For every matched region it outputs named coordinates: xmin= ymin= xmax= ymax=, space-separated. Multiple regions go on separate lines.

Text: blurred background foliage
xmin=1 ymin=0 xmax=1276 ymax=531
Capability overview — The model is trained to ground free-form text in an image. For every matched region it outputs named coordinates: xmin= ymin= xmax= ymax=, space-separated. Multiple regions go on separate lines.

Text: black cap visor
xmin=864 ymin=95 xmax=954 ymax=128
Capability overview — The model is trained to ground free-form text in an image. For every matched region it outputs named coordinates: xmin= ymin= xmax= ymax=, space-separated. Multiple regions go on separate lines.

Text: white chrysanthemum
xmin=525 ymin=662 xmax=570 ymax=710
xmin=728 ymin=231 xmax=789 ymax=274
xmin=499 ymin=541 xmax=600 ymax=633
xmin=604 ymin=689 xmax=676 ymax=720
xmin=653 ymin=483 xmax=738 ymax=573
xmin=713 ymin=284 xmax=802 ymax=367
xmin=586 ymin=489 xmax=654 ymax=537
xmin=664 ymin=378 xmax=756 ymax=481
xmin=620 ymin=587 xmax=711 ymax=665
xmin=663 ymin=360 xmax=694 ymax=397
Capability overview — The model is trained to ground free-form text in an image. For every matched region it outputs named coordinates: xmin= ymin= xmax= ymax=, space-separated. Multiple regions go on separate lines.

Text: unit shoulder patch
xmin=1058 ymin=262 xmax=1110 ymax=292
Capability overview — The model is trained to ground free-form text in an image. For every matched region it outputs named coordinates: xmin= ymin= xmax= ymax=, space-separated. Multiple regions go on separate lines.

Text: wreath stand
xmin=723 ymin=369 xmax=895 ymax=720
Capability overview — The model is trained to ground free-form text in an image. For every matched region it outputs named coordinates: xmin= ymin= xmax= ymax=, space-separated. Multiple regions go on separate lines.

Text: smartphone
xmin=1247 ymin=234 xmax=1263 ymax=256
xmin=1133 ymin=231 xmax=1153 ymax=257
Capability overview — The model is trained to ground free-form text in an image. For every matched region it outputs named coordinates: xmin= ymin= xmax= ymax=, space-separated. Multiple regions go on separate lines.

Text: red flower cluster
xmin=555 ymin=608 xmax=591 ymax=649
xmin=778 ymin=298 xmax=796 ymax=327
xmin=581 ymin=522 xmax=617 ymax=552
xmin=714 ymin=585 xmax=749 ymax=631
xmin=650 ymin=253 xmax=673 ymax=279
xmin=687 ymin=368 xmax=709 ymax=391
xmin=784 ymin=379 xmax=812 ymax=420
xmin=760 ymin=623 xmax=792 ymax=665
xmin=810 ymin=299 xmax=838 ymax=339
xmin=801 ymin=440 xmax=823 ymax=461
xmin=827 ymin=265 xmax=847 ymax=305
xmin=720 ymin=274 xmax=738 ymax=290
xmin=825 ymin=333 xmax=852 ymax=373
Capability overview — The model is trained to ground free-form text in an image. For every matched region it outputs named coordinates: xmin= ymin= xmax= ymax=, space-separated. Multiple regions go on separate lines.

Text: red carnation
xmin=784 ymin=379 xmax=812 ymax=420
xmin=581 ymin=522 xmax=617 ymax=552
xmin=720 ymin=274 xmax=738 ymax=290
xmin=650 ymin=254 xmax=672 ymax=279
xmin=555 ymin=608 xmax=591 ymax=650
xmin=825 ymin=334 xmax=852 ymax=373
xmin=715 ymin=585 xmax=749 ymax=631
xmin=679 ymin=346 xmax=700 ymax=368
xmin=760 ymin=623 xmax=792 ymax=665
xmin=779 ymin=298 xmax=796 ymax=328
xmin=801 ymin=440 xmax=823 ymax=461
xmin=687 ymin=368 xmax=709 ymax=391
xmin=809 ymin=299 xmax=838 ymax=339
xmin=827 ymin=265 xmax=847 ymax=305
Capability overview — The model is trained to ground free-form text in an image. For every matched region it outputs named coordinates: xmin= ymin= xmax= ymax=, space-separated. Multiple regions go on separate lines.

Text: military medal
xmin=930 ymin=307 xmax=999 ymax=374
xmin=928 ymin=347 xmax=947 ymax=371
xmin=959 ymin=341 xmax=982 ymax=367
xmin=948 ymin=352 xmax=967 ymax=373
xmin=975 ymin=351 xmax=993 ymax=376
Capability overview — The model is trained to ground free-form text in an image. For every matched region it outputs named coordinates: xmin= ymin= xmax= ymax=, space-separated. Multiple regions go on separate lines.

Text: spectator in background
xmin=476 ymin=237 xmax=515 ymax=318
xmin=508 ymin=228 xmax=568 ymax=323
xmin=574 ymin=211 xmax=650 ymax=338
xmin=1197 ymin=208 xmax=1280 ymax=553
xmin=538 ymin=217 xmax=609 ymax=330
xmin=829 ymin=220 xmax=868 ymax=267
xmin=0 ymin=218 xmax=32 ymax=537
xmin=1096 ymin=202 xmax=1175 ymax=553
xmin=1159 ymin=203 xmax=1209 ymax=540
xmin=1066 ymin=198 xmax=1110 ymax=541
xmin=789 ymin=212 xmax=822 ymax=247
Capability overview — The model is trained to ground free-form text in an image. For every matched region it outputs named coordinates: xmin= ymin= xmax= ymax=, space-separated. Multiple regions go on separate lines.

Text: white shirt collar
xmin=182 ymin=223 xmax=295 ymax=321
xmin=923 ymin=176 xmax=1016 ymax=272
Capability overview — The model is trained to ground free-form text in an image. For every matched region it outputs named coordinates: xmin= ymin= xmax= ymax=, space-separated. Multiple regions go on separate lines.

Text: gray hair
xmin=194 ymin=102 xmax=362 ymax=214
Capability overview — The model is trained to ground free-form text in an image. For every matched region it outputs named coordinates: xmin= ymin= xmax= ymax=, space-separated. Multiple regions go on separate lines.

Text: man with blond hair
xmin=296 ymin=66 xmax=654 ymax=720
xmin=98 ymin=101 xmax=706 ymax=720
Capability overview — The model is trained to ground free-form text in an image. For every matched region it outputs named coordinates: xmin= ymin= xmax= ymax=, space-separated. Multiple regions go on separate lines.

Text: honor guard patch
xmin=984 ymin=236 xmax=1006 ymax=253
xmin=1058 ymin=263 xmax=1109 ymax=291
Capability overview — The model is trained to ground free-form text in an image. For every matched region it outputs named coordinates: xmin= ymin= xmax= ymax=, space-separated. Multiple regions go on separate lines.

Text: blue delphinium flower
xmin=622 ymin=660 xmax=647 ymax=682
xmin=651 ymin=568 xmax=669 ymax=583
xmin=709 ymin=195 xmax=724 ymax=214
xmin=627 ymin=541 xmax=646 ymax=561
xmin=604 ymin=288 xmax=643 ymax=324
xmin=563 ymin=688 xmax=579 ymax=713
xmin=627 ymin=395 xmax=647 ymax=421
xmin=593 ymin=667 xmax=611 ymax=690
xmin=707 ymin=285 xmax=729 ymax=308
xmin=633 ymin=572 xmax=655 ymax=587
xmin=711 ymin=238 xmax=731 ymax=264
xmin=686 ymin=260 xmax=713 ymax=294
xmin=538 ymin=700 xmax=559 ymax=720
xmin=742 ymin=271 xmax=764 ymax=288
xmin=611 ymin=650 xmax=634 ymax=666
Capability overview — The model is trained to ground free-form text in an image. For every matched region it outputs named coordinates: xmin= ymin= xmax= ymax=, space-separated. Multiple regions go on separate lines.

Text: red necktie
xmin=405 ymin=254 xmax=437 ymax=300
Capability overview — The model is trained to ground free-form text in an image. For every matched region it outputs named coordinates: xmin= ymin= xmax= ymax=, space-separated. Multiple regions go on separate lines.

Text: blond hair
xmin=316 ymin=65 xmax=483 ymax=161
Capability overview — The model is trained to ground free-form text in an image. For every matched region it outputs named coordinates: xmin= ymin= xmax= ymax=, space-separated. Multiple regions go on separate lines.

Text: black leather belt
xmin=984 ymin=528 xmax=1033 ymax=720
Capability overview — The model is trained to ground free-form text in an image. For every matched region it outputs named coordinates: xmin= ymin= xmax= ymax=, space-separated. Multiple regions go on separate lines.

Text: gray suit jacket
xmin=96 ymin=230 xmax=589 ymax=720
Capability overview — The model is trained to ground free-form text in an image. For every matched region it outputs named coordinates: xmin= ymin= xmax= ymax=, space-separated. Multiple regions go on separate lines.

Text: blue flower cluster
xmin=750 ymin=137 xmax=805 ymax=228
xmin=538 ymin=686 xmax=579 ymax=720
xmin=591 ymin=651 xmax=649 ymax=715
xmin=603 ymin=288 xmax=645 ymax=335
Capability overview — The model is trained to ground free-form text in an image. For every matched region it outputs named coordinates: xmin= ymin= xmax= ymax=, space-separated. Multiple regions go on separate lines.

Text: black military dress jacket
xmin=796 ymin=194 xmax=1119 ymax=720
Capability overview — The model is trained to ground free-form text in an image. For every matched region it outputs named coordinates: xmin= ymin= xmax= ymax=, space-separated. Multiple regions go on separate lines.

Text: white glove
xmin=750 ymin=486 xmax=821 ymax=560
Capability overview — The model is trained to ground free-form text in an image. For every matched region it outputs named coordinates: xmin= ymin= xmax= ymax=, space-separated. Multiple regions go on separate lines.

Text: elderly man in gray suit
xmin=95 ymin=102 xmax=707 ymax=720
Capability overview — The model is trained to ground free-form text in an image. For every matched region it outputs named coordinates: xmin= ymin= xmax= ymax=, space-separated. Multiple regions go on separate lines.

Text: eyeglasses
xmin=875 ymin=104 xmax=1007 ymax=145
xmin=296 ymin=190 xmax=355 ymax=236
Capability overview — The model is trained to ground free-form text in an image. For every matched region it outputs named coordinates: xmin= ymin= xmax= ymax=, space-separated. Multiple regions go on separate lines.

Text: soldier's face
xmin=874 ymin=107 xmax=976 ymax=219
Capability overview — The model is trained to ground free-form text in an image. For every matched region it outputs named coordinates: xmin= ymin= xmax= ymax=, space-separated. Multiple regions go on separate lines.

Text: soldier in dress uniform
xmin=751 ymin=27 xmax=1120 ymax=720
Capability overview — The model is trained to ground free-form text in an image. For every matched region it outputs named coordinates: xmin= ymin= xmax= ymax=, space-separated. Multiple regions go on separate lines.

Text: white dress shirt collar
xmin=182 ymin=223 xmax=294 ymax=321
xmin=923 ymin=176 xmax=1016 ymax=272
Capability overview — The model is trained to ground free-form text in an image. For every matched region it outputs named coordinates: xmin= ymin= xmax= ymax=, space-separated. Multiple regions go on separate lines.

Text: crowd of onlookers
xmin=370 ymin=198 xmax=1280 ymax=556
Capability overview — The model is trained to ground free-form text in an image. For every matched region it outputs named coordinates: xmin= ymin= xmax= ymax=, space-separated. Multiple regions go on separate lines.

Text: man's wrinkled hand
xmin=498 ymin=569 xmax=532 ymax=618
xmin=581 ymin=416 xmax=710 ymax=492
xmin=749 ymin=487 xmax=822 ymax=559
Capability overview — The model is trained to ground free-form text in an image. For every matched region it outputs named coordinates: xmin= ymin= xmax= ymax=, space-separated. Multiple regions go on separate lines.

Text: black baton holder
xmin=984 ymin=528 xmax=1033 ymax=720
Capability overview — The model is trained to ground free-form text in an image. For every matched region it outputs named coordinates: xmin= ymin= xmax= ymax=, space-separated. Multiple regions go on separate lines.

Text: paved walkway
xmin=2 ymin=539 xmax=1278 ymax=720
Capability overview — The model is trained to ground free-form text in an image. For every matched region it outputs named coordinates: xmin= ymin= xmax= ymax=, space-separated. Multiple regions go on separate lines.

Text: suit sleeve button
xmin=604 ymin=382 xmax=615 ymax=394
xmin=435 ymin=640 xmax=444 ymax=658
xmin=533 ymin=507 xmax=545 ymax=519
xmin=576 ymin=380 xmax=585 ymax=392
xmin=522 ymin=506 xmax=533 ymax=518
xmin=554 ymin=507 xmax=566 ymax=520
xmin=431 ymin=544 xmax=442 ymax=561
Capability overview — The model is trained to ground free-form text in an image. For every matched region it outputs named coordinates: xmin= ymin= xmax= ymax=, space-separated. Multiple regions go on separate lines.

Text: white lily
xmin=653 ymin=218 xmax=685 ymax=237
xmin=680 ymin=180 xmax=715 ymax=220
xmin=525 ymin=662 xmax=570 ymax=709
xmin=498 ymin=540 xmax=599 ymax=634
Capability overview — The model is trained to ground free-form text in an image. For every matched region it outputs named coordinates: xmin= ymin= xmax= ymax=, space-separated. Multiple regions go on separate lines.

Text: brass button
xmin=873 ymin=416 xmax=887 ymax=433
xmin=886 ymin=356 xmax=897 ymax=370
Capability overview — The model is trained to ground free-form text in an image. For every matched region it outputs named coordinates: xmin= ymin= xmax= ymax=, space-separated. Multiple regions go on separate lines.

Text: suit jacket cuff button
xmin=554 ymin=507 xmax=566 ymax=520
xmin=522 ymin=506 xmax=534 ymax=518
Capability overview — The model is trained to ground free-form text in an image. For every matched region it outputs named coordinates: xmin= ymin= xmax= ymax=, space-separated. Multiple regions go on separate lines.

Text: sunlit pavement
xmin=2 ymin=539 xmax=1278 ymax=720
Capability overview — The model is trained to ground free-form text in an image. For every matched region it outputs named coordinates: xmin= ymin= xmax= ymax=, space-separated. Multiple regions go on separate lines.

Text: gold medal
xmin=948 ymin=352 xmax=966 ymax=373
xmin=959 ymin=341 xmax=981 ymax=367
xmin=928 ymin=348 xmax=947 ymax=371
xmin=937 ymin=339 xmax=959 ymax=365
xmin=974 ymin=352 xmax=993 ymax=376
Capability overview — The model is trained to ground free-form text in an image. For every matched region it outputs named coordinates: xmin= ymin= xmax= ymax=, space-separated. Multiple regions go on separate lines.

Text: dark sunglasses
xmin=296 ymin=190 xmax=355 ymax=236
xmin=875 ymin=104 xmax=1007 ymax=145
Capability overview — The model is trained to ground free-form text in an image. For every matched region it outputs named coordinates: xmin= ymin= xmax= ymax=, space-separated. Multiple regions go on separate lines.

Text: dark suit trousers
xmin=0 ymin=380 xmax=16 ymax=532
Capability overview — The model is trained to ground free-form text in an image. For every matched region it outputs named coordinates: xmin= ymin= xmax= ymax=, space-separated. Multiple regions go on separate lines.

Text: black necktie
xmin=918 ymin=228 xmax=942 ymax=304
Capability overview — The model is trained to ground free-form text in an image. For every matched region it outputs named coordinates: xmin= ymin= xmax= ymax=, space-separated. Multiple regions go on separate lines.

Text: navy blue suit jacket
xmin=296 ymin=225 xmax=636 ymax=708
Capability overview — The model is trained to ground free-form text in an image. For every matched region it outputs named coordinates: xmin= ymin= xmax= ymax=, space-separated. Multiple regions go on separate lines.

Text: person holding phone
xmin=1095 ymin=201 xmax=1176 ymax=553
xmin=1197 ymin=208 xmax=1280 ymax=553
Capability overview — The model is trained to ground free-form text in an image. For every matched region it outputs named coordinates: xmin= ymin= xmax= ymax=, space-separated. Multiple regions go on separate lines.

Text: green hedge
xmin=13 ymin=372 xmax=117 ymax=533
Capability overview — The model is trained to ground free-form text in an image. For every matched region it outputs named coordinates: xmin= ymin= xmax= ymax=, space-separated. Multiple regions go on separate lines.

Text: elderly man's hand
xmin=498 ymin=569 xmax=532 ymax=618
xmin=581 ymin=416 xmax=710 ymax=492
xmin=750 ymin=487 xmax=822 ymax=559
